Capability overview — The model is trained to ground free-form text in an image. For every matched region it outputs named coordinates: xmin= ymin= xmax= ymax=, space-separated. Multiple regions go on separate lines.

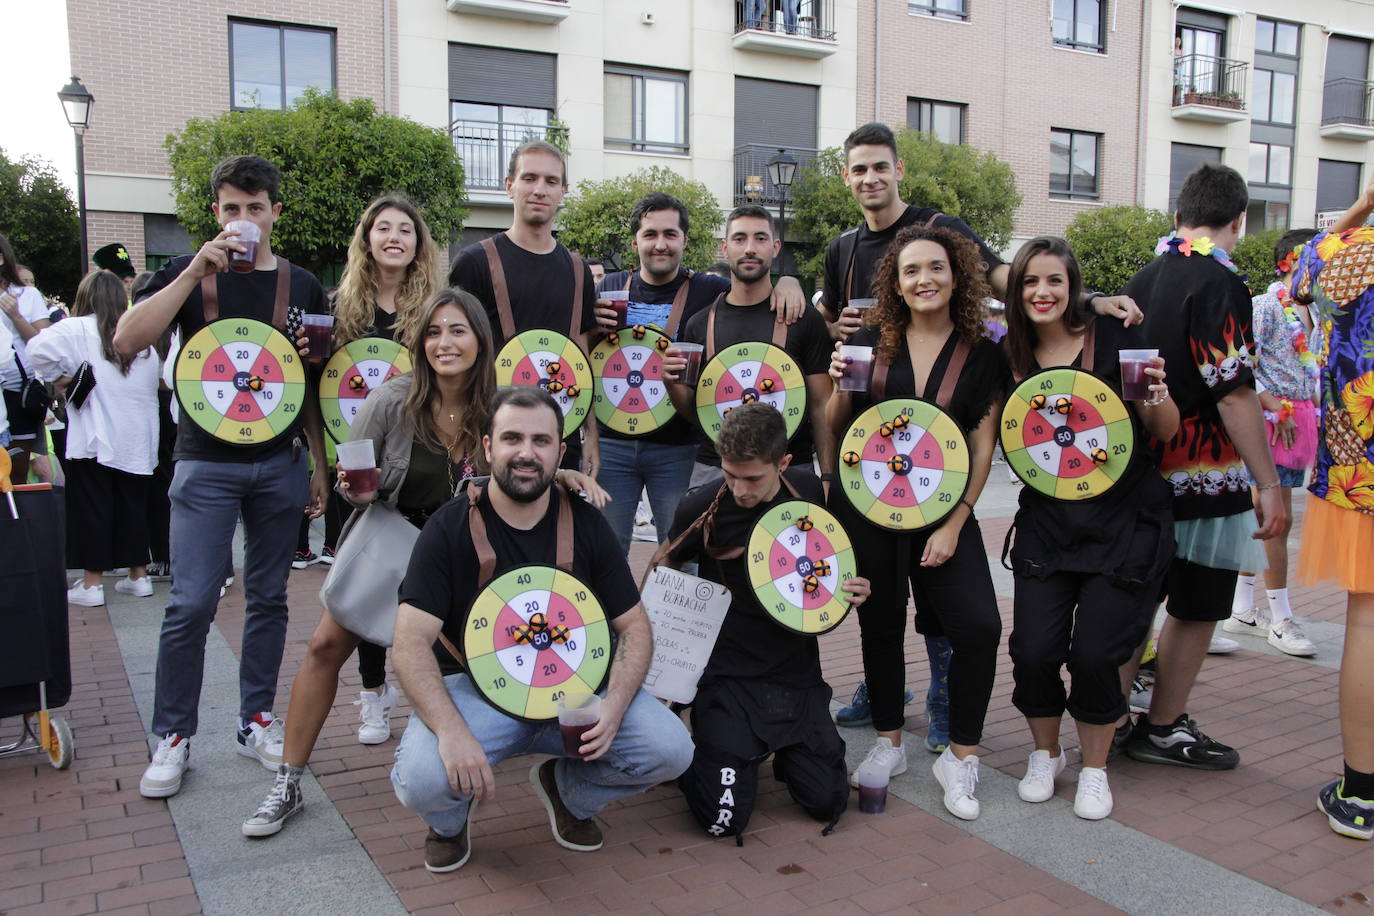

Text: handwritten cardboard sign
xmin=641 ymin=565 xmax=731 ymax=704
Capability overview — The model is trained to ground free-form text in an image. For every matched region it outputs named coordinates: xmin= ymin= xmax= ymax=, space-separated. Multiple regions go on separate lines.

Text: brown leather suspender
xmin=481 ymin=235 xmax=585 ymax=340
xmin=199 ymin=256 xmax=292 ymax=327
xmin=704 ymin=294 xmax=788 ymax=360
xmin=870 ymin=335 xmax=970 ymax=408
xmin=841 ymin=210 xmax=944 ymax=303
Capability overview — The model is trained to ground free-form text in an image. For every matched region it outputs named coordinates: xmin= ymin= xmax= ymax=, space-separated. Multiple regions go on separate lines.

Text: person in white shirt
xmin=0 ymin=234 xmax=53 ymax=480
xmin=0 ymin=317 xmax=13 ymax=448
xmin=27 ymin=270 xmax=160 ymax=606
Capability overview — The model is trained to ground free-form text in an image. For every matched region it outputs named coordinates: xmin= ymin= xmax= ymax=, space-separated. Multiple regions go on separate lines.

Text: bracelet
xmin=1277 ymin=399 xmax=1296 ymax=423
xmin=959 ymin=498 xmax=975 ymax=512
xmin=1256 ymin=481 xmax=1281 ymax=491
xmin=1143 ymin=389 xmax=1170 ymax=407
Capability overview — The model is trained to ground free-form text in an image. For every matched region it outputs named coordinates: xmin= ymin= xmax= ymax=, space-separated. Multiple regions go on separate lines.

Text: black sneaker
xmin=1125 ymin=714 xmax=1239 ymax=770
xmin=531 ymin=759 xmax=603 ymax=851
xmin=1106 ymin=717 xmax=1133 ymax=762
xmin=146 ymin=561 xmax=172 ymax=581
xmin=424 ymin=800 xmax=476 ymax=872
xmin=292 ymin=550 xmax=319 ymax=569
xmin=242 ymin=766 xmax=303 ymax=837
xmin=1318 ymin=780 xmax=1374 ymax=840
xmin=319 ymin=546 xmax=336 ymax=566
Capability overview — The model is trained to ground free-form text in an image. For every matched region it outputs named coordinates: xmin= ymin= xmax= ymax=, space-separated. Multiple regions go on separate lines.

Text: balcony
xmin=450 ymin=118 xmax=569 ymax=193
xmin=1171 ymin=55 xmax=1249 ymax=124
xmin=732 ymin=0 xmax=837 ymax=59
xmin=446 ymin=0 xmax=569 ymax=25
xmin=1321 ymin=78 xmax=1374 ymax=141
xmin=733 ymin=144 xmax=818 ymax=208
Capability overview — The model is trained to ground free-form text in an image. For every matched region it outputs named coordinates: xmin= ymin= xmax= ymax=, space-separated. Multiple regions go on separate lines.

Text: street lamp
xmin=766 ymin=148 xmax=797 ymax=272
xmin=57 ymin=76 xmax=95 ymax=273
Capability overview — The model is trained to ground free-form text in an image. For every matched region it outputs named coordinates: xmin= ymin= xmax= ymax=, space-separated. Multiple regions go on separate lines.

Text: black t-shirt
xmin=136 ymin=255 xmax=328 ymax=463
xmin=400 ymin=486 xmax=641 ymax=676
xmin=595 ymin=268 xmax=729 ymax=447
xmin=821 ymin=206 xmax=1004 ymax=315
xmin=369 ymin=304 xmax=397 ymax=341
xmin=667 ymin=468 xmax=825 ymax=687
xmin=680 ymin=296 xmax=832 ymax=466
xmin=845 ymin=328 xmax=1008 ymax=434
xmin=1125 ymin=252 xmax=1256 ymax=521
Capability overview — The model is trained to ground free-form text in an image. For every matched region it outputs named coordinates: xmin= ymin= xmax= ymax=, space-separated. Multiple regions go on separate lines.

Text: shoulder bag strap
xmin=567 ymin=249 xmax=585 ymax=339
xmin=480 ymin=236 xmax=517 ymax=341
xmin=934 ymin=338 xmax=971 ymax=410
xmin=664 ymin=270 xmax=692 ymax=338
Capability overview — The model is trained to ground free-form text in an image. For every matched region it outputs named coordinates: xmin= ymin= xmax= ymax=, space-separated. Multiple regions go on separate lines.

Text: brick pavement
xmin=3 ymin=492 xmax=1370 ymax=913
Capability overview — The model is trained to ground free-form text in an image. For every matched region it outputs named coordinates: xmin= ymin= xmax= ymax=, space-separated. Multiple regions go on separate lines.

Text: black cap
xmin=93 ymin=243 xmax=136 ymax=278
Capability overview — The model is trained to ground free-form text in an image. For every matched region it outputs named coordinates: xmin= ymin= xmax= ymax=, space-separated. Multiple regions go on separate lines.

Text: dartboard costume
xmin=663 ymin=469 xmax=848 ymax=841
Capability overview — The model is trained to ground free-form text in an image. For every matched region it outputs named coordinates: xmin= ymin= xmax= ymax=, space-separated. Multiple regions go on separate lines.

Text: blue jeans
xmin=595 ymin=437 xmax=697 ymax=555
xmin=782 ymin=0 xmax=800 ymax=32
xmin=151 ymin=447 xmax=309 ymax=737
xmin=391 ymin=675 xmax=693 ymax=834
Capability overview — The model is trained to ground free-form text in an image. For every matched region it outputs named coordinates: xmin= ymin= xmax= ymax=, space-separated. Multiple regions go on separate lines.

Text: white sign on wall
xmin=641 ymin=566 xmax=731 ymax=705
xmin=1317 ymin=210 xmax=1345 ymax=231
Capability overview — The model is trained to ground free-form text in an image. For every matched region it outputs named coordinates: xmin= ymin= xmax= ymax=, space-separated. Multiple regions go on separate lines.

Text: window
xmin=1169 ymin=142 xmax=1222 ymax=210
xmin=908 ymin=0 xmax=967 ymax=21
xmin=1053 ymin=0 xmax=1104 ymax=53
xmin=1049 ymin=130 xmax=1099 ymax=199
xmin=229 ymin=20 xmax=334 ymax=110
xmin=1249 ymin=142 xmax=1292 ymax=185
xmin=605 ymin=66 xmax=688 ymax=154
xmin=1246 ymin=200 xmax=1290 ymax=232
xmin=1253 ymin=69 xmax=1296 ymax=123
xmin=907 ymin=99 xmax=965 ymax=145
xmin=1255 ymin=18 xmax=1300 ymax=57
xmin=450 ymin=103 xmax=553 ymax=191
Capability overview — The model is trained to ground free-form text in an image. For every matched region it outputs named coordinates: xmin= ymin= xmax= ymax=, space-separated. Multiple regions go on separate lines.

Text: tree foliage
xmin=1064 ymin=205 xmax=1174 ymax=296
xmin=165 ymin=91 xmax=468 ymax=276
xmin=557 ymin=167 xmax=723 ymax=272
xmin=1230 ymin=229 xmax=1282 ymax=296
xmin=0 ymin=149 xmax=81 ymax=304
xmin=789 ymin=129 xmax=1021 ymax=282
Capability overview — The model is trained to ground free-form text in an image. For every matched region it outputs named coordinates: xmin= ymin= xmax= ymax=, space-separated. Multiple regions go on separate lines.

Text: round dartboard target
xmin=590 ymin=326 xmax=677 ymax=437
xmin=695 ymin=342 xmax=807 ymax=444
xmin=495 ymin=330 xmax=593 ymax=438
xmin=174 ymin=318 xmax=306 ymax=447
xmin=462 ymin=565 xmax=612 ymax=722
xmin=746 ymin=500 xmax=857 ymax=635
xmin=1000 ymin=368 xmax=1135 ymax=501
xmin=319 ymin=337 xmax=413 ymax=443
xmin=837 ymin=398 xmax=970 ymax=531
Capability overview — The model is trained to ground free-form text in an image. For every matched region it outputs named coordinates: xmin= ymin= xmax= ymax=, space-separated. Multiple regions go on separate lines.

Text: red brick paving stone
xmin=5 ymin=894 xmax=98 ymax=916
xmin=978 ymin=892 xmax=1068 ymax=916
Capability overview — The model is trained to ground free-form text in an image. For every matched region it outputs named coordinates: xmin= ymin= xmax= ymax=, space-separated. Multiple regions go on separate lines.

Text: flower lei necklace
xmin=1274 ymin=284 xmax=1320 ymax=382
xmin=1154 ymin=233 xmax=1240 ymax=274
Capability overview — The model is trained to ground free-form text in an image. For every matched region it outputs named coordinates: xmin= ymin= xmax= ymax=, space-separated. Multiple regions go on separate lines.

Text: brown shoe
xmin=424 ymin=800 xmax=476 ymax=873
xmin=530 ymin=759 xmax=603 ymax=851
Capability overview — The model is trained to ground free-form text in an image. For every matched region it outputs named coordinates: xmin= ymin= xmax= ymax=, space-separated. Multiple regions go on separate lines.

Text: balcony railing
xmin=1172 ymin=54 xmax=1249 ymax=109
xmin=734 ymin=0 xmax=835 ymax=41
xmin=450 ymin=118 xmax=568 ymax=192
xmin=733 ymin=144 xmax=818 ymax=208
xmin=1323 ymin=78 xmax=1374 ymax=127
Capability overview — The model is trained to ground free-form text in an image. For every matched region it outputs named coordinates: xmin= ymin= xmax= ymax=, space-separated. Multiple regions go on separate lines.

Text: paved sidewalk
xmin=2 ymin=471 xmax=1370 ymax=914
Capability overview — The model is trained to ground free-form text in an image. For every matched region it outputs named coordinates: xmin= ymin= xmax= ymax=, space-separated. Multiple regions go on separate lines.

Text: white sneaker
xmin=67 ymin=582 xmax=104 ymax=607
xmin=104 ymin=567 xmax=130 ymax=577
xmin=140 ymin=735 xmax=189 ymax=798
xmin=1128 ymin=680 xmax=1153 ymax=714
xmin=1222 ymin=605 xmax=1266 ymax=636
xmin=848 ymin=736 xmax=908 ymax=788
xmin=1074 ymin=767 xmax=1113 ymax=820
xmin=1268 ymin=618 xmax=1317 ymax=657
xmin=1208 ymin=635 xmax=1240 ymax=654
xmin=932 ymin=747 xmax=981 ymax=820
xmin=237 ymin=714 xmax=285 ymax=770
xmin=1017 ymin=748 xmax=1066 ymax=803
xmin=355 ymin=684 xmax=397 ymax=745
xmin=114 ymin=576 xmax=154 ymax=597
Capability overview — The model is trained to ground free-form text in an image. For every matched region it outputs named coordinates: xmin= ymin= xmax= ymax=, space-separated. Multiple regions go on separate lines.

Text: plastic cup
xmin=556 ymin=692 xmax=601 ymax=757
xmin=302 ymin=314 xmax=334 ymax=362
xmin=225 ymin=220 xmax=260 ymax=273
xmin=600 ymin=289 xmax=631 ymax=327
xmin=856 ymin=763 xmax=888 ymax=814
xmin=336 ymin=440 xmax=379 ymax=492
xmin=673 ymin=342 xmax=705 ymax=386
xmin=837 ymin=345 xmax=873 ymax=393
xmin=1118 ymin=348 xmax=1159 ymax=400
xmin=845 ymin=298 xmax=876 ymax=314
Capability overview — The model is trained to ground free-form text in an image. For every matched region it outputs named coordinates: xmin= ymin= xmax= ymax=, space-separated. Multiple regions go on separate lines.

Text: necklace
xmin=1154 ymin=233 xmax=1241 ymax=275
xmin=1275 ymin=286 xmax=1320 ymax=381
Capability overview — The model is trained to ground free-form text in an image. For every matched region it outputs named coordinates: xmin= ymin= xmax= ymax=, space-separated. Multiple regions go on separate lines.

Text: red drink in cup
xmin=556 ymin=692 xmax=600 ymax=757
xmin=837 ymin=344 xmax=873 ymax=393
xmin=560 ymin=722 xmax=595 ymax=756
xmin=674 ymin=342 xmax=704 ymax=386
xmin=225 ymin=220 xmax=260 ymax=274
xmin=302 ymin=314 xmax=334 ymax=362
xmin=856 ymin=762 xmax=888 ymax=814
xmin=1118 ymin=349 xmax=1159 ymax=400
xmin=342 ymin=466 xmax=380 ymax=492
xmin=336 ymin=440 xmax=377 ymax=495
xmin=601 ymin=290 xmax=630 ymax=327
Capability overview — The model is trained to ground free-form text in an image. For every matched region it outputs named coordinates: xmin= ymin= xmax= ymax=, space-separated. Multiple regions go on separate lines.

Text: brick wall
xmin=86 ymin=212 xmax=147 ymax=274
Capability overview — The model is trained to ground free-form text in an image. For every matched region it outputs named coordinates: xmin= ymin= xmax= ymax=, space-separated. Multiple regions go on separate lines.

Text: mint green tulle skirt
xmin=1174 ymin=512 xmax=1268 ymax=572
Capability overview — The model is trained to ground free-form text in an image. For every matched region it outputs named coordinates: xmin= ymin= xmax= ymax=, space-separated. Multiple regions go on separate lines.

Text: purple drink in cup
xmin=1118 ymin=349 xmax=1159 ymax=400
xmin=856 ymin=762 xmax=888 ymax=814
xmin=601 ymin=289 xmax=630 ymax=327
xmin=674 ymin=342 xmax=704 ymax=386
xmin=342 ymin=466 xmax=380 ymax=492
xmin=556 ymin=693 xmax=601 ymax=757
xmin=837 ymin=344 xmax=873 ymax=393
xmin=302 ymin=314 xmax=334 ymax=362
xmin=225 ymin=220 xmax=260 ymax=274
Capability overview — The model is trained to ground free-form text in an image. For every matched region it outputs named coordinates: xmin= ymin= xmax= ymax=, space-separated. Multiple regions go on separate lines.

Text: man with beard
xmin=669 ymin=205 xmax=835 ymax=488
xmin=389 ymin=387 xmax=693 ymax=873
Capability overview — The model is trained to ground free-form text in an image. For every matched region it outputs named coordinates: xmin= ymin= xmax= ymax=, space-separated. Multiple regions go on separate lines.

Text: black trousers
xmin=64 ymin=459 xmax=151 ymax=572
xmin=680 ymin=678 xmax=847 ymax=840
xmin=146 ymin=390 xmax=176 ymax=565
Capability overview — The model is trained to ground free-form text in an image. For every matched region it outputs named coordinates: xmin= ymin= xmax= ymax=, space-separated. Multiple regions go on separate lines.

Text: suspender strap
xmin=480 ymin=237 xmax=516 ymax=342
xmin=467 ymin=482 xmax=575 ymax=590
xmin=199 ymin=256 xmax=292 ymax=327
xmin=705 ymin=294 xmax=787 ymax=359
xmin=872 ymin=356 xmax=890 ymax=401
xmin=567 ymin=250 xmax=585 ymax=339
xmin=841 ymin=211 xmax=942 ymax=305
xmin=869 ymin=332 xmax=968 ymax=408
xmin=1080 ymin=320 xmax=1096 ymax=374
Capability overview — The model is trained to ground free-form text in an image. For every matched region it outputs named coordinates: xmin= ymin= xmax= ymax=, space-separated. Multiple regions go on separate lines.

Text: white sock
xmin=1266 ymin=588 xmax=1293 ymax=625
xmin=1232 ymin=575 xmax=1255 ymax=616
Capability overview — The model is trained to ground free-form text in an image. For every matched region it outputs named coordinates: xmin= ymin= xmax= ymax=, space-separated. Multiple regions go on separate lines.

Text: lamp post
xmin=766 ymin=148 xmax=797 ymax=272
xmin=57 ymin=76 xmax=95 ymax=273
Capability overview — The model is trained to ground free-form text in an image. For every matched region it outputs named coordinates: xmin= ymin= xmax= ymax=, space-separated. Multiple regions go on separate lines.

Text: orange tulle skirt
xmin=1297 ymin=494 xmax=1374 ymax=594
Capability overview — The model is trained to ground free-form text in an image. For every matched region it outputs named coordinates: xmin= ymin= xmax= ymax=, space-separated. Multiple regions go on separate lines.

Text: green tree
xmin=1230 ymin=229 xmax=1282 ymax=296
xmin=1064 ymin=205 xmax=1174 ymax=296
xmin=789 ymin=129 xmax=1021 ymax=282
xmin=557 ymin=166 xmax=724 ymax=272
xmin=0 ymin=149 xmax=81 ymax=304
xmin=165 ymin=91 xmax=467 ymax=277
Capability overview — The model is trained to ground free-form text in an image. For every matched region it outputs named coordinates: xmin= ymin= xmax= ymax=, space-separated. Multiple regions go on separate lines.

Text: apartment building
xmin=1143 ymin=0 xmax=1374 ymax=234
xmin=66 ymin=0 xmax=858 ymax=273
xmin=857 ymin=1 xmax=1150 ymax=249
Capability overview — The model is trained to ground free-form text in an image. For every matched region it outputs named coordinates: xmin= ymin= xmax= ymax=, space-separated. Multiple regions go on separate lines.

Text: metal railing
xmin=733 ymin=144 xmax=818 ymax=208
xmin=449 ymin=118 xmax=569 ymax=191
xmin=1323 ymin=78 xmax=1374 ymax=127
xmin=734 ymin=0 xmax=836 ymax=41
xmin=1172 ymin=54 xmax=1249 ymax=109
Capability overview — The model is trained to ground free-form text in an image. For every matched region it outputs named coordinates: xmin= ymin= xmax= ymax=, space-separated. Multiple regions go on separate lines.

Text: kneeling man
xmin=391 ymin=387 xmax=693 ymax=872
